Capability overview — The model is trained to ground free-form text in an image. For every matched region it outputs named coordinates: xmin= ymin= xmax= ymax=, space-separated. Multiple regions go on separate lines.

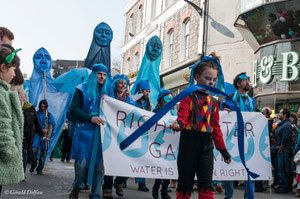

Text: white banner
xmin=100 ymin=95 xmax=272 ymax=180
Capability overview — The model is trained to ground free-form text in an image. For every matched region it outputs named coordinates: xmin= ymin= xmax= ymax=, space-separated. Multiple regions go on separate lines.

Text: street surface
xmin=1 ymin=159 xmax=295 ymax=199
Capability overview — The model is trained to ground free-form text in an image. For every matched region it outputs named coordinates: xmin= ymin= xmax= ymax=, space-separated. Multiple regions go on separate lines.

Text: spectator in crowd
xmin=30 ymin=99 xmax=55 ymax=175
xmin=0 ymin=45 xmax=23 ymax=194
xmin=60 ymin=121 xmax=72 ymax=163
xmin=0 ymin=27 xmax=14 ymax=46
xmin=22 ymin=93 xmax=44 ymax=178
xmin=290 ymin=113 xmax=299 ymax=148
xmin=294 ymin=148 xmax=300 ymax=197
xmin=271 ymin=114 xmax=280 ymax=188
xmin=274 ymin=108 xmax=293 ymax=193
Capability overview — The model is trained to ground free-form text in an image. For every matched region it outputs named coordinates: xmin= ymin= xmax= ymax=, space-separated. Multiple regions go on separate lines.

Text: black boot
xmin=161 ymin=190 xmax=171 ymax=199
xmin=161 ymin=180 xmax=171 ymax=199
xmin=152 ymin=182 xmax=160 ymax=198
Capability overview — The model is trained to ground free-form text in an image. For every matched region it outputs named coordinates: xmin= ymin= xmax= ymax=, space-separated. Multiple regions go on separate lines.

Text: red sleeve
xmin=176 ymin=95 xmax=192 ymax=131
xmin=211 ymin=102 xmax=227 ymax=150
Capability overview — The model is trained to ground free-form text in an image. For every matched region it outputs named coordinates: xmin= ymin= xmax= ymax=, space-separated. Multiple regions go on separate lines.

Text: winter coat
xmin=23 ymin=102 xmax=44 ymax=150
xmin=294 ymin=150 xmax=300 ymax=174
xmin=0 ymin=79 xmax=24 ymax=185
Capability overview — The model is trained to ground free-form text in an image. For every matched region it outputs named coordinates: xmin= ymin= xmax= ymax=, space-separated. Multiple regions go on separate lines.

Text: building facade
xmin=51 ymin=59 xmax=84 ymax=78
xmin=122 ymin=0 xmax=204 ymax=96
xmin=122 ymin=0 xmax=300 ymax=112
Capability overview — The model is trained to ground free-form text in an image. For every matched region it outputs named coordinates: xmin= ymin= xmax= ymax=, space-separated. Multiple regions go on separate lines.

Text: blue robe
xmin=32 ymin=111 xmax=56 ymax=150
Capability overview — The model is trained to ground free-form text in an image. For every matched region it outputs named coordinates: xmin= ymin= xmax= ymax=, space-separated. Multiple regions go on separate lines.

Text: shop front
xmin=234 ymin=0 xmax=300 ymax=112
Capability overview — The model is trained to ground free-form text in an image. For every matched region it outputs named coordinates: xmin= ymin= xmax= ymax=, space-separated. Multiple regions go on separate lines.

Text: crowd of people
xmin=0 ymin=24 xmax=300 ymax=199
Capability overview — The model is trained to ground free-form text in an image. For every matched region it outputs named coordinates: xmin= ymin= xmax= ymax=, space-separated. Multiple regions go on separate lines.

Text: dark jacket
xmin=275 ymin=119 xmax=293 ymax=148
xmin=23 ymin=103 xmax=44 ymax=150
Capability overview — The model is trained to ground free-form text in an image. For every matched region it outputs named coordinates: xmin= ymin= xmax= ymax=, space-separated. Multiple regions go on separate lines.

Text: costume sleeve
xmin=70 ymin=89 xmax=93 ymax=122
xmin=0 ymin=95 xmax=19 ymax=161
xmin=33 ymin=107 xmax=44 ymax=137
xmin=211 ymin=102 xmax=226 ymax=150
xmin=176 ymin=96 xmax=192 ymax=130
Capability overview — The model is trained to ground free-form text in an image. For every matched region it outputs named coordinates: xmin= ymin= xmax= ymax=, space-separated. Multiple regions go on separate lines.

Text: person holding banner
xmin=170 ymin=53 xmax=231 ymax=199
xmin=30 ymin=99 xmax=55 ymax=175
xmin=69 ymin=64 xmax=113 ymax=199
xmin=132 ymin=79 xmax=152 ymax=192
xmin=221 ymin=72 xmax=256 ymax=198
xmin=102 ymin=74 xmax=134 ymax=198
xmin=152 ymin=89 xmax=175 ymax=199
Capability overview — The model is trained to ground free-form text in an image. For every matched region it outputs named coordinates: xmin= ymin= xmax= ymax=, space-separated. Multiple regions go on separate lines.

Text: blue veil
xmin=29 ymin=47 xmax=72 ymax=159
xmin=130 ymin=35 xmax=162 ymax=107
xmin=84 ymin=22 xmax=113 ymax=72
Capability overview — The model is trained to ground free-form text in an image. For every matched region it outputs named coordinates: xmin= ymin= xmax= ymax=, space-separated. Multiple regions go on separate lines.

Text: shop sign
xmin=253 ymin=51 xmax=300 ymax=87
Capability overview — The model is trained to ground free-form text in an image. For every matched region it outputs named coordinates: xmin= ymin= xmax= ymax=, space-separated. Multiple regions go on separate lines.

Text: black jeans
xmin=22 ymin=149 xmax=29 ymax=175
xmin=153 ymin=179 xmax=170 ymax=194
xmin=177 ymin=130 xmax=214 ymax=194
xmin=103 ymin=175 xmax=127 ymax=189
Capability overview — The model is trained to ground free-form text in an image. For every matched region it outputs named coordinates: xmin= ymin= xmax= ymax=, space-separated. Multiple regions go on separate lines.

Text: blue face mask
xmin=94 ymin=23 xmax=113 ymax=47
xmin=163 ymin=95 xmax=172 ymax=103
xmin=146 ymin=36 xmax=162 ymax=61
xmin=33 ymin=48 xmax=52 ymax=72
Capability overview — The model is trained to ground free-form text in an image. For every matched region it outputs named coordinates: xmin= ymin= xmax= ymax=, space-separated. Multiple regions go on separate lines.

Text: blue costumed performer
xmin=130 ymin=35 xmax=162 ymax=107
xmin=30 ymin=99 xmax=55 ymax=175
xmin=29 ymin=47 xmax=72 ymax=161
xmin=69 ymin=64 xmax=113 ymax=199
xmin=84 ymin=22 xmax=113 ymax=72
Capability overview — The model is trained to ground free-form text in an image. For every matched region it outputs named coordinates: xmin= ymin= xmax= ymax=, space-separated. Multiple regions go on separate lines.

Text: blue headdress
xmin=112 ymin=74 xmax=129 ymax=92
xmin=134 ymin=79 xmax=150 ymax=94
xmin=86 ymin=64 xmax=113 ymax=100
xmin=189 ymin=56 xmax=225 ymax=92
xmin=157 ymin=89 xmax=171 ymax=102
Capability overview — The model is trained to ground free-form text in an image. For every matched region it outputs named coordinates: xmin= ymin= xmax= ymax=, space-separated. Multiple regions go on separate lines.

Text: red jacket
xmin=176 ymin=91 xmax=226 ymax=150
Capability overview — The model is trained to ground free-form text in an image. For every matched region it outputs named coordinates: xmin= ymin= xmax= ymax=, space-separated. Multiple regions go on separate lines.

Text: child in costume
xmin=170 ymin=53 xmax=231 ymax=199
xmin=152 ymin=89 xmax=176 ymax=199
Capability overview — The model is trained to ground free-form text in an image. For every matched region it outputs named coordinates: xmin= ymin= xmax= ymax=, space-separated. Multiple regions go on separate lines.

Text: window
xmin=151 ymin=0 xmax=157 ymax=20
xmin=124 ymin=57 xmax=130 ymax=74
xmin=134 ymin=53 xmax=140 ymax=72
xmin=128 ymin=14 xmax=134 ymax=38
xmin=166 ymin=0 xmax=176 ymax=9
xmin=184 ymin=19 xmax=190 ymax=59
xmin=168 ymin=30 xmax=174 ymax=67
xmin=136 ymin=5 xmax=143 ymax=33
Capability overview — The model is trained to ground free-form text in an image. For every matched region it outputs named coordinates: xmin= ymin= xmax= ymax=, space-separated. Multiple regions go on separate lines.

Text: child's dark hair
xmin=0 ymin=46 xmax=20 ymax=69
xmin=193 ymin=52 xmax=220 ymax=78
xmin=155 ymin=91 xmax=171 ymax=110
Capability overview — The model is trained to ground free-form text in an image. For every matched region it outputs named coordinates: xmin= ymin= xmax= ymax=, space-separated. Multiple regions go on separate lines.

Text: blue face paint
xmin=209 ymin=82 xmax=214 ymax=86
xmin=33 ymin=47 xmax=52 ymax=72
xmin=146 ymin=36 xmax=162 ymax=61
xmin=94 ymin=23 xmax=113 ymax=47
xmin=163 ymin=95 xmax=172 ymax=103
